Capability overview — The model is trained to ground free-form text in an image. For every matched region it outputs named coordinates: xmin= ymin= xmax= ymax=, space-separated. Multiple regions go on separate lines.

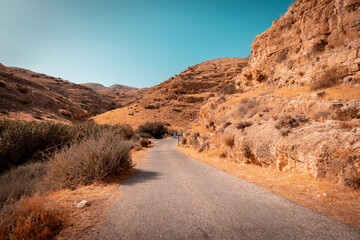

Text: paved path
xmin=87 ymin=138 xmax=360 ymax=240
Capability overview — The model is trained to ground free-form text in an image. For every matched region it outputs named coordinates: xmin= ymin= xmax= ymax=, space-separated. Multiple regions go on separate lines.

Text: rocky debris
xmin=76 ymin=200 xmax=91 ymax=209
xmin=235 ymin=0 xmax=360 ymax=91
xmin=311 ymin=91 xmax=326 ymax=100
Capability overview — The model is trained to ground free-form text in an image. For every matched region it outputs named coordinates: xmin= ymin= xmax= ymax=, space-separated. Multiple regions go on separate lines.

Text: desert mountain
xmin=235 ymin=0 xmax=360 ymax=91
xmin=180 ymin=0 xmax=360 ymax=190
xmin=0 ymin=64 xmax=119 ymax=123
xmin=81 ymin=82 xmax=137 ymax=91
xmin=108 ymin=84 xmax=136 ymax=90
xmin=93 ymin=58 xmax=248 ymax=129
xmin=81 ymin=83 xmax=107 ymax=91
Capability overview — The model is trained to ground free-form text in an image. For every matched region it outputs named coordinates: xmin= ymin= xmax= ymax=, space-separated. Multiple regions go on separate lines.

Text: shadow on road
xmin=121 ymin=169 xmax=161 ymax=186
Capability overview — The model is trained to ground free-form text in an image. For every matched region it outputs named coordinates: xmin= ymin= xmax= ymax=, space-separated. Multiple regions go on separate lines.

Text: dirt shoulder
xmin=54 ymin=147 xmax=148 ymax=239
xmin=177 ymin=146 xmax=360 ymax=229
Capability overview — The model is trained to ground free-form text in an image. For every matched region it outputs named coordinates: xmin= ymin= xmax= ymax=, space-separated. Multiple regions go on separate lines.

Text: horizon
xmin=0 ymin=0 xmax=293 ymax=88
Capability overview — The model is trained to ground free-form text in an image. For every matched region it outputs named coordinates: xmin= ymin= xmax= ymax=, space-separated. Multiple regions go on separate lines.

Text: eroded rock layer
xmin=235 ymin=0 xmax=360 ymax=90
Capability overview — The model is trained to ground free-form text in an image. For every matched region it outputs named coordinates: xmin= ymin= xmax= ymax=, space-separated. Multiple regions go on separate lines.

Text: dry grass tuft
xmin=0 ymin=162 xmax=46 ymax=207
xmin=223 ymin=135 xmax=235 ymax=148
xmin=44 ymin=130 xmax=134 ymax=190
xmin=0 ymin=196 xmax=65 ymax=240
xmin=310 ymin=68 xmax=339 ymax=90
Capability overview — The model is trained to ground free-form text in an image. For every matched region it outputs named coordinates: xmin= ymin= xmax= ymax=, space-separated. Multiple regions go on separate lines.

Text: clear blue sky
xmin=0 ymin=0 xmax=293 ymax=88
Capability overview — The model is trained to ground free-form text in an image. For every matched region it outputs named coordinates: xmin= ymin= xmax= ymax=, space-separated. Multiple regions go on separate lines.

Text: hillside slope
xmin=93 ymin=58 xmax=248 ymax=129
xmin=0 ymin=64 xmax=117 ymax=123
xmin=235 ymin=0 xmax=360 ymax=90
xmin=181 ymin=0 xmax=360 ymax=190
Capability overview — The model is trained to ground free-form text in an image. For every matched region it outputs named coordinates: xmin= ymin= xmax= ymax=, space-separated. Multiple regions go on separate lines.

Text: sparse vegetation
xmin=223 ymin=135 xmax=235 ymax=148
xmin=236 ymin=121 xmax=252 ymax=130
xmin=44 ymin=129 xmax=134 ymax=190
xmin=0 ymin=120 xmax=137 ymax=208
xmin=17 ymin=86 xmax=29 ymax=94
xmin=137 ymin=122 xmax=168 ymax=139
xmin=0 ymin=162 xmax=46 ymax=206
xmin=237 ymin=98 xmax=258 ymax=117
xmin=313 ymin=110 xmax=331 ymax=121
xmin=0 ymin=196 xmax=65 ymax=239
xmin=0 ymin=120 xmax=76 ymax=174
xmin=310 ymin=68 xmax=340 ymax=90
xmin=220 ymin=83 xmax=237 ymax=95
xmin=140 ymin=138 xmax=150 ymax=148
xmin=144 ymin=104 xmax=160 ymax=109
xmin=311 ymin=39 xmax=328 ymax=53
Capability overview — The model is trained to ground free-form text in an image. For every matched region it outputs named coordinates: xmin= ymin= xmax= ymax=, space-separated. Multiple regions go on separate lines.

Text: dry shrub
xmin=223 ymin=122 xmax=232 ymax=129
xmin=311 ymin=39 xmax=328 ymax=53
xmin=0 ymin=120 xmax=135 ymax=174
xmin=44 ymin=130 xmax=134 ymax=190
xmin=223 ymin=135 xmax=235 ymax=148
xmin=220 ymin=83 xmax=237 ymax=95
xmin=0 ymin=120 xmax=77 ymax=174
xmin=313 ymin=110 xmax=331 ymax=121
xmin=0 ymin=162 xmax=46 ymax=207
xmin=237 ymin=98 xmax=257 ymax=117
xmin=144 ymin=104 xmax=159 ymax=110
xmin=17 ymin=86 xmax=29 ymax=94
xmin=236 ymin=121 xmax=252 ymax=130
xmin=310 ymin=68 xmax=339 ymax=90
xmin=275 ymin=114 xmax=307 ymax=130
xmin=0 ymin=197 xmax=65 ymax=240
xmin=140 ymin=139 xmax=149 ymax=148
xmin=137 ymin=122 xmax=168 ymax=139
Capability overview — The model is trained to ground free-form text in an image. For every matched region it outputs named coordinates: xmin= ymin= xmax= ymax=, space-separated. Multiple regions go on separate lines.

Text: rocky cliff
xmin=235 ymin=0 xmax=360 ymax=90
xmin=181 ymin=0 xmax=360 ymax=189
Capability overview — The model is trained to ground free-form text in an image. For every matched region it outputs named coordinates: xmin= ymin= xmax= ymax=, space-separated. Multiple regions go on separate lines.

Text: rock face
xmin=156 ymin=58 xmax=248 ymax=94
xmin=235 ymin=0 xmax=360 ymax=90
xmin=182 ymin=92 xmax=360 ymax=189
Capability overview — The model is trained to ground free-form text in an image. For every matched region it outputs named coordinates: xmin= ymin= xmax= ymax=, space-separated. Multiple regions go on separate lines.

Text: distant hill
xmin=108 ymin=84 xmax=137 ymax=90
xmin=81 ymin=83 xmax=107 ymax=91
xmin=81 ymin=83 xmax=137 ymax=91
xmin=0 ymin=64 xmax=119 ymax=123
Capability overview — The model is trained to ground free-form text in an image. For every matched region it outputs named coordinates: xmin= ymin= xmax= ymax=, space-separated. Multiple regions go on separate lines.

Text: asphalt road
xmin=87 ymin=138 xmax=360 ymax=240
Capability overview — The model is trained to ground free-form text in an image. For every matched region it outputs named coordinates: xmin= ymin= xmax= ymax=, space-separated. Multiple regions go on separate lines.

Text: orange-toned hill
xmin=0 ymin=64 xmax=118 ymax=123
xmin=93 ymin=58 xmax=248 ymax=130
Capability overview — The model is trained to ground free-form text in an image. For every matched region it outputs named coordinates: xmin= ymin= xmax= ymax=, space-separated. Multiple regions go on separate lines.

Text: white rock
xmin=76 ymin=200 xmax=90 ymax=209
xmin=323 ymin=193 xmax=329 ymax=196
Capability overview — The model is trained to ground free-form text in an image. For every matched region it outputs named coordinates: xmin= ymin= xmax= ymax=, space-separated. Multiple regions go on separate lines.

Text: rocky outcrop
xmin=235 ymin=0 xmax=360 ymax=90
xmin=182 ymin=93 xmax=360 ymax=189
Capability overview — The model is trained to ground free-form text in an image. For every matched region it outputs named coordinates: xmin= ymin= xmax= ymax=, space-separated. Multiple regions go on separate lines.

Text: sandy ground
xmin=54 ymin=147 xmax=148 ymax=239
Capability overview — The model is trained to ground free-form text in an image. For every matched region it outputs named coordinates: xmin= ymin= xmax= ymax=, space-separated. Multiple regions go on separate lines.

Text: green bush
xmin=137 ymin=122 xmax=168 ymax=139
xmin=44 ymin=129 xmax=135 ymax=190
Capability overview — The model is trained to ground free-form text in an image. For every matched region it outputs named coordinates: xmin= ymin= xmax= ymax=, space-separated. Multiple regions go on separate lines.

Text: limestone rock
xmin=235 ymin=0 xmax=360 ymax=90
xmin=76 ymin=200 xmax=90 ymax=209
